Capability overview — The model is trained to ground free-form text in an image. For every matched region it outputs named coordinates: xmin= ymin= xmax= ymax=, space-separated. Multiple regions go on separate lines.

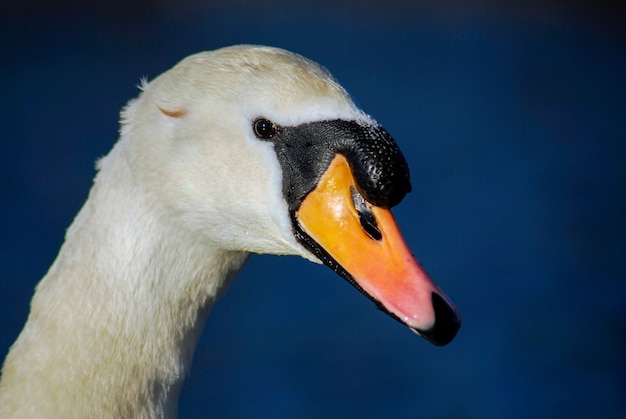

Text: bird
xmin=0 ymin=45 xmax=460 ymax=418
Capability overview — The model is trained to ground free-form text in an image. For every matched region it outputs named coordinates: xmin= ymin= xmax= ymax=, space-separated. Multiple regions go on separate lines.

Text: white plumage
xmin=0 ymin=45 xmax=373 ymax=417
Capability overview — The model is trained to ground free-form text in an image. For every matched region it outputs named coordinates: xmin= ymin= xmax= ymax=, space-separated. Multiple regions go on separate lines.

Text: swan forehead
xmin=157 ymin=45 xmax=372 ymax=126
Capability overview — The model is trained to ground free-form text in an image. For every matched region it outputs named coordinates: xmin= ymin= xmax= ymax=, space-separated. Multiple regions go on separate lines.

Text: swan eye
xmin=253 ymin=118 xmax=277 ymax=139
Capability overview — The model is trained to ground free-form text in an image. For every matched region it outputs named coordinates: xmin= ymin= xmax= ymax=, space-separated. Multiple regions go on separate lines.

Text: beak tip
xmin=413 ymin=292 xmax=461 ymax=346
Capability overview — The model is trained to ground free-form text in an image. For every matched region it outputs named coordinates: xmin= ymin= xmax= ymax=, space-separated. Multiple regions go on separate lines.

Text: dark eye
xmin=253 ymin=118 xmax=277 ymax=139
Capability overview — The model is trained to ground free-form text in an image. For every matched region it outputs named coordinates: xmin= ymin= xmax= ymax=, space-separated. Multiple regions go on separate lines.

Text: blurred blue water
xmin=1 ymin=3 xmax=624 ymax=418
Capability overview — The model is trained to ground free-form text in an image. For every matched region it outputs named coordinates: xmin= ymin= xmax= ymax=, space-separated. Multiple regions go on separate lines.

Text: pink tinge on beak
xmin=350 ymin=205 xmax=461 ymax=346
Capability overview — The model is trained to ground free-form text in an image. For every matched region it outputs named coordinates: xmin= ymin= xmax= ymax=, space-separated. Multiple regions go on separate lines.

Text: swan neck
xmin=0 ymin=158 xmax=248 ymax=417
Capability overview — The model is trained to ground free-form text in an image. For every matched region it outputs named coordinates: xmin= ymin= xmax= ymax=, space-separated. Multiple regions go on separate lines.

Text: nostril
xmin=417 ymin=293 xmax=461 ymax=346
xmin=350 ymin=186 xmax=382 ymax=241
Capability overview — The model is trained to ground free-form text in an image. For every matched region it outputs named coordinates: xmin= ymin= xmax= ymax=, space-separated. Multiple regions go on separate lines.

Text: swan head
xmin=112 ymin=45 xmax=460 ymax=346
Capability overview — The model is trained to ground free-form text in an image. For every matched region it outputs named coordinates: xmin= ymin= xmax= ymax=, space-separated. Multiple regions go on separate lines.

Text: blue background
xmin=1 ymin=2 xmax=624 ymax=417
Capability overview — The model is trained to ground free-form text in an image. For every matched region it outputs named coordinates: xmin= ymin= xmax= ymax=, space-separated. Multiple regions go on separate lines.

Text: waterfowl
xmin=0 ymin=45 xmax=460 ymax=417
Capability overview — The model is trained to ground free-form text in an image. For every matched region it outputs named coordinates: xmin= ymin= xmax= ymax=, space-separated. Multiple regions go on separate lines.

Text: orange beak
xmin=295 ymin=154 xmax=460 ymax=345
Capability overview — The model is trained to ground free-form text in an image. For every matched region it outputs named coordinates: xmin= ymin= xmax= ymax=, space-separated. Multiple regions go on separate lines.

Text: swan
xmin=0 ymin=45 xmax=460 ymax=417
